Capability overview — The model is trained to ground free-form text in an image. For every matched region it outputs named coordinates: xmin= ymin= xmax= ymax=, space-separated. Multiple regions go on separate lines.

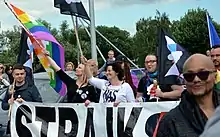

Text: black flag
xmin=17 ymin=29 xmax=34 ymax=85
xmin=54 ymin=0 xmax=90 ymax=20
xmin=157 ymin=28 xmax=190 ymax=88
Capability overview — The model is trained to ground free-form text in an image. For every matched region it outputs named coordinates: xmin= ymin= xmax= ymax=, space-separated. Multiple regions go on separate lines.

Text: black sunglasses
xmin=183 ymin=70 xmax=216 ymax=82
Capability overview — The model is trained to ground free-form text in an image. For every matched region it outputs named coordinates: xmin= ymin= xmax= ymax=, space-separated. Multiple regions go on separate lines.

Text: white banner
xmin=10 ymin=101 xmax=179 ymax=137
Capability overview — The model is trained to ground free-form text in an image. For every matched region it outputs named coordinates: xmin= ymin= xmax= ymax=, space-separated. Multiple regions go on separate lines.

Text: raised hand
xmin=42 ymin=49 xmax=50 ymax=56
xmin=8 ymin=98 xmax=14 ymax=105
xmin=80 ymin=56 xmax=87 ymax=64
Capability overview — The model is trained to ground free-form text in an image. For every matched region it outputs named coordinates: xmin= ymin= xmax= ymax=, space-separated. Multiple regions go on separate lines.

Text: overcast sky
xmin=0 ymin=0 xmax=219 ymax=34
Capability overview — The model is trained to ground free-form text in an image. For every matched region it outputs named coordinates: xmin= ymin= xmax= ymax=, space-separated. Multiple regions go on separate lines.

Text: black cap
xmin=115 ymin=55 xmax=127 ymax=62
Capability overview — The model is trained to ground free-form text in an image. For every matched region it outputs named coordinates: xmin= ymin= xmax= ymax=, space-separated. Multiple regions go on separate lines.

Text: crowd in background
xmin=1 ymin=46 xmax=220 ymax=137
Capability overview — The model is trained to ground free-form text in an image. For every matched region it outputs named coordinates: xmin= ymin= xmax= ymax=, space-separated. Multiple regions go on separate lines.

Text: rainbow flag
xmin=7 ymin=3 xmax=66 ymax=96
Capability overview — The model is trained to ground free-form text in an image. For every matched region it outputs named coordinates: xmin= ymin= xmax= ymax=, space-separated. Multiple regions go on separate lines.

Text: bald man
xmin=157 ymin=54 xmax=220 ymax=137
xmin=87 ymin=59 xmax=98 ymax=76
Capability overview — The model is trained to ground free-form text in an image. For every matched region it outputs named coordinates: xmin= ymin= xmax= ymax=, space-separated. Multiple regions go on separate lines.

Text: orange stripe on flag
xmin=152 ymin=112 xmax=166 ymax=137
xmin=10 ymin=4 xmax=25 ymax=16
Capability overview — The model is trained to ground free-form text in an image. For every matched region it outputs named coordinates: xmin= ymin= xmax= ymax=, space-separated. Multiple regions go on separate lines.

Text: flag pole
xmin=76 ymin=16 xmax=80 ymax=64
xmin=8 ymin=79 xmax=15 ymax=120
xmin=82 ymin=18 xmax=144 ymax=74
xmin=5 ymin=1 xmax=46 ymax=51
xmin=71 ymin=15 xmax=83 ymax=57
xmin=88 ymin=0 xmax=97 ymax=61
xmin=206 ymin=13 xmax=213 ymax=48
xmin=79 ymin=18 xmax=106 ymax=62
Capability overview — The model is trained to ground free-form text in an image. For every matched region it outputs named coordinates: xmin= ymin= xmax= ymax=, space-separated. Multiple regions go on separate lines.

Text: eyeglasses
xmin=183 ymin=70 xmax=216 ymax=82
xmin=145 ymin=60 xmax=157 ymax=64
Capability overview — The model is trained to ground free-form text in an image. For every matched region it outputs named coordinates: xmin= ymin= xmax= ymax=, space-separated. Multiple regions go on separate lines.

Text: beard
xmin=189 ymin=82 xmax=214 ymax=97
xmin=213 ymin=60 xmax=220 ymax=68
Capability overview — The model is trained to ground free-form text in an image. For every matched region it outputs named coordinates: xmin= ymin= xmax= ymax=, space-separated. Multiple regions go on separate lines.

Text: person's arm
xmin=81 ymin=56 xmax=106 ymax=89
xmin=43 ymin=50 xmax=75 ymax=87
xmin=2 ymin=74 xmax=10 ymax=86
xmin=124 ymin=83 xmax=135 ymax=102
xmin=88 ymin=77 xmax=106 ymax=90
xmin=56 ymin=69 xmax=75 ymax=88
xmin=136 ymin=78 xmax=144 ymax=99
xmin=1 ymin=90 xmax=10 ymax=110
xmin=159 ymin=85 xmax=183 ymax=99
xmin=31 ymin=85 xmax=42 ymax=102
xmin=0 ymin=74 xmax=10 ymax=87
xmin=81 ymin=56 xmax=93 ymax=79
xmin=43 ymin=50 xmax=61 ymax=72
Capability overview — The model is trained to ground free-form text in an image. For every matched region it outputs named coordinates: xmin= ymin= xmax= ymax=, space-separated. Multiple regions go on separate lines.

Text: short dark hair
xmin=105 ymin=62 xmax=124 ymax=81
xmin=115 ymin=55 xmax=127 ymax=63
xmin=12 ymin=64 xmax=25 ymax=73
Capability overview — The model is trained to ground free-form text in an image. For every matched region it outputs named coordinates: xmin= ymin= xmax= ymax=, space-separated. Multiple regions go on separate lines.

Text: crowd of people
xmin=1 ymin=46 xmax=220 ymax=136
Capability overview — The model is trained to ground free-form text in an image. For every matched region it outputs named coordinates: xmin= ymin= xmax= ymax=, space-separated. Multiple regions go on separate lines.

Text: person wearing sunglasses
xmin=157 ymin=54 xmax=220 ymax=137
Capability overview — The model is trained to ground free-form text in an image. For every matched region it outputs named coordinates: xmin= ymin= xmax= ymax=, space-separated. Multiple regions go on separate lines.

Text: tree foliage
xmin=133 ymin=11 xmax=171 ymax=66
xmin=172 ymin=8 xmax=210 ymax=54
xmin=1 ymin=8 xmax=220 ymax=68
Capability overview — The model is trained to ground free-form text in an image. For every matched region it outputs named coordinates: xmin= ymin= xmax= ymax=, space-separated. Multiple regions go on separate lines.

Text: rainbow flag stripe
xmin=9 ymin=3 xmax=66 ymax=96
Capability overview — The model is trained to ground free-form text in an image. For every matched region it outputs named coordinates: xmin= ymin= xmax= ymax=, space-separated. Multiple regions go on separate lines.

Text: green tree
xmin=171 ymin=8 xmax=220 ymax=54
xmin=96 ymin=26 xmax=134 ymax=66
xmin=133 ymin=11 xmax=171 ymax=66
xmin=0 ymin=25 xmax=21 ymax=65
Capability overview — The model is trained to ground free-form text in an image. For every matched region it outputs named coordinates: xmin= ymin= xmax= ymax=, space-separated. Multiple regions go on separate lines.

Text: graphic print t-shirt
xmin=88 ymin=77 xmax=135 ymax=103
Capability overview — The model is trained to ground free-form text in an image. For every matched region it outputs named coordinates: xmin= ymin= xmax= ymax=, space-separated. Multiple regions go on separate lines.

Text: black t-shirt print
xmin=102 ymin=88 xmax=119 ymax=102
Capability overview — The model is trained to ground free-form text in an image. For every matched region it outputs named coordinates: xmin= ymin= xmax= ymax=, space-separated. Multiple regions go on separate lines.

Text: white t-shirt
xmin=88 ymin=77 xmax=135 ymax=103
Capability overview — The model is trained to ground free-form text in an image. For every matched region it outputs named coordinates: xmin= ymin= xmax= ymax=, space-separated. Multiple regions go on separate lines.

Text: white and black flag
xmin=54 ymin=0 xmax=90 ymax=20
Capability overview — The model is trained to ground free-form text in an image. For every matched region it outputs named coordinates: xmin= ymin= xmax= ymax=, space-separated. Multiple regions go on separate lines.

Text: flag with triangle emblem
xmin=157 ymin=29 xmax=190 ymax=91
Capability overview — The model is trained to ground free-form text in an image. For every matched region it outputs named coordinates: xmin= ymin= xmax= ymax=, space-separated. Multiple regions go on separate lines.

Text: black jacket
xmin=1 ymin=81 xmax=42 ymax=110
xmin=157 ymin=90 xmax=219 ymax=137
